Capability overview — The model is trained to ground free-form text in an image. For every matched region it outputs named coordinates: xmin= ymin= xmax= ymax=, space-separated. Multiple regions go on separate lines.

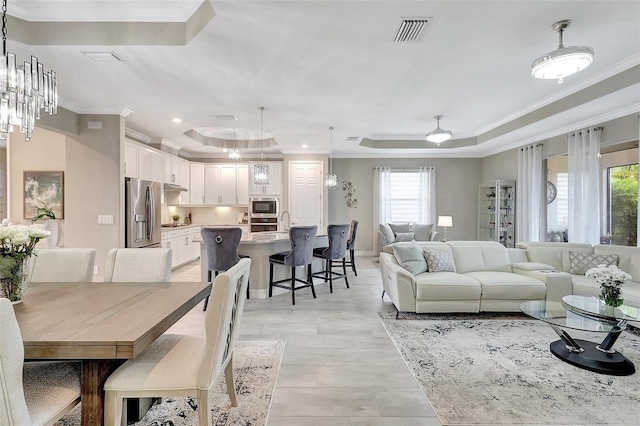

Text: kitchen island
xmin=196 ymin=231 xmax=328 ymax=299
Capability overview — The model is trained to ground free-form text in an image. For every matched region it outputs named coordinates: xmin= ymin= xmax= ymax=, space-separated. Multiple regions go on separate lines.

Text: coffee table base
xmin=550 ymin=339 xmax=635 ymax=376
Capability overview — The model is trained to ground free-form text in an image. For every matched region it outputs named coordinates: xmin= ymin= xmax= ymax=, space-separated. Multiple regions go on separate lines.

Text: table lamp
xmin=437 ymin=216 xmax=453 ymax=242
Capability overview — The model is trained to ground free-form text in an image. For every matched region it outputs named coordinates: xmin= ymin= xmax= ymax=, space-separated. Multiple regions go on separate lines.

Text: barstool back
xmin=283 ymin=225 xmax=317 ymax=266
xmin=201 ymin=227 xmax=242 ymax=272
xmin=317 ymin=224 xmax=349 ymax=260
xmin=346 ymin=220 xmax=359 ymax=251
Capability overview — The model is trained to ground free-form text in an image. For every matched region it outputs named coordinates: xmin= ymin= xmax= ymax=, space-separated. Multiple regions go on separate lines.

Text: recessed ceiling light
xmin=215 ymin=115 xmax=238 ymax=120
xmin=302 ymin=144 xmax=308 ymax=148
xmin=83 ymin=51 xmax=123 ymax=62
xmin=172 ymin=118 xmax=182 ymax=123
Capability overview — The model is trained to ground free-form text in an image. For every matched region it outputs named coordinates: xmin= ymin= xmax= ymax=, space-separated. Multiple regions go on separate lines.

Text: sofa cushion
xmin=389 ymin=223 xmax=411 ymax=235
xmin=393 ymin=243 xmax=427 ymax=275
xmin=568 ymin=251 xmax=619 ymax=275
xmin=423 ymin=249 xmax=456 ymax=272
xmin=594 ymin=245 xmax=640 ymax=280
xmin=516 ymin=242 xmax=593 ymax=272
xmin=379 ymin=224 xmax=395 ymax=244
xmin=465 ymin=271 xmax=547 ymax=300
xmin=415 ymin=272 xmax=481 ymax=300
xmin=412 ymin=224 xmax=433 ymax=241
xmin=448 ymin=241 xmax=511 ymax=273
xmin=395 ymin=232 xmax=415 ymax=242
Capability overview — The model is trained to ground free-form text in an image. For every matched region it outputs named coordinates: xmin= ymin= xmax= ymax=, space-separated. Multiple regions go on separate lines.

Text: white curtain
xmin=516 ymin=144 xmax=544 ymax=242
xmin=568 ymin=127 xmax=601 ymax=245
xmin=373 ymin=167 xmax=391 ymax=251
xmin=418 ymin=166 xmax=436 ymax=224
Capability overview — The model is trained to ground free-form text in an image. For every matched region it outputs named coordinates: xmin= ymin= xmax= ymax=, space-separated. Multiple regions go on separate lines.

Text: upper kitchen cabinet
xmin=205 ymin=164 xmax=246 ymax=205
xmin=190 ymin=163 xmax=205 ymax=205
xmin=177 ymin=159 xmax=191 ymax=205
xmin=248 ymin=161 xmax=282 ymax=196
xmin=164 ymin=154 xmax=178 ymax=184
xmin=236 ymin=164 xmax=249 ymax=204
xmin=124 ymin=141 xmax=138 ymax=178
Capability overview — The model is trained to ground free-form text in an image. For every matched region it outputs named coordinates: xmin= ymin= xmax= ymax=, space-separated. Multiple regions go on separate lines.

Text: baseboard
xmin=355 ymin=250 xmax=376 ymax=257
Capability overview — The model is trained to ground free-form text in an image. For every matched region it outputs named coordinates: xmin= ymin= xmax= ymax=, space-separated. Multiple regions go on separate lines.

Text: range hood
xmin=164 ymin=183 xmax=188 ymax=192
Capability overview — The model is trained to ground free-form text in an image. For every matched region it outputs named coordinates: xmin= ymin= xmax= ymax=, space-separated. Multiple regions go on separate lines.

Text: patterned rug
xmin=379 ymin=312 xmax=640 ymax=425
xmin=57 ymin=340 xmax=284 ymax=426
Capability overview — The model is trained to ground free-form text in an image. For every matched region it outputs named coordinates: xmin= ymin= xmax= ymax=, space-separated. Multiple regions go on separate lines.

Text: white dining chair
xmin=103 ymin=257 xmax=251 ymax=426
xmin=0 ymin=298 xmax=81 ymax=426
xmin=103 ymin=248 xmax=172 ymax=282
xmin=28 ymin=248 xmax=96 ymax=283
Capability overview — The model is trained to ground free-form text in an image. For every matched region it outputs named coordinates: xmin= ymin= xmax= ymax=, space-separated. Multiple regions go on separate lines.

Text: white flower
xmin=6 ymin=225 xmax=30 ymax=245
xmin=0 ymin=226 xmax=8 ymax=241
xmin=28 ymin=224 xmax=51 ymax=239
xmin=585 ymin=264 xmax=632 ymax=288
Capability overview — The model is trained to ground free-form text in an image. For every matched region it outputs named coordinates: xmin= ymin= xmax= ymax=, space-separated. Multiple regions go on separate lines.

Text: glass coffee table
xmin=521 ymin=295 xmax=638 ymax=376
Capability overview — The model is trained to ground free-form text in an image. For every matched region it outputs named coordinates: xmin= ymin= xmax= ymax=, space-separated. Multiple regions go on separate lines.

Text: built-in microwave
xmin=250 ymin=197 xmax=278 ymax=218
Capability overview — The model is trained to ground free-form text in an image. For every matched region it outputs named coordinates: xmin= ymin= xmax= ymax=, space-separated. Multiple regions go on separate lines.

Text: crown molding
xmin=125 ymin=127 xmax=151 ymax=144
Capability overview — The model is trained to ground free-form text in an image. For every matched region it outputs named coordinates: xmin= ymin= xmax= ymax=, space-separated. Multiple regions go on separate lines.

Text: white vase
xmin=44 ymin=219 xmax=59 ymax=248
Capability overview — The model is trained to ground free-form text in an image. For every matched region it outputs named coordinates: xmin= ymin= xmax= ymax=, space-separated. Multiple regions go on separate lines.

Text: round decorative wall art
xmin=547 ymin=181 xmax=557 ymax=204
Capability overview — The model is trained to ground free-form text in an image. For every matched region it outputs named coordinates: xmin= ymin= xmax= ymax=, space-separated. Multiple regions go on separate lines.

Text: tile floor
xmin=169 ymin=256 xmax=442 ymax=426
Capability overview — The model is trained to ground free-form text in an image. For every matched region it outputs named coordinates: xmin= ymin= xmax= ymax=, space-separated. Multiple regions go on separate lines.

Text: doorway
xmin=288 ymin=161 xmax=323 ymax=229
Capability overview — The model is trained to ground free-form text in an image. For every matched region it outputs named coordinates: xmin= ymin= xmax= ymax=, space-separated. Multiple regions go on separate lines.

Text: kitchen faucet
xmin=280 ymin=210 xmax=291 ymax=232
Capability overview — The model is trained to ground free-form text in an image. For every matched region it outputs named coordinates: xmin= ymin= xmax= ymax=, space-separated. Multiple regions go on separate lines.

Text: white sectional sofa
xmin=515 ymin=241 xmax=640 ymax=306
xmin=379 ymin=241 xmax=547 ymax=314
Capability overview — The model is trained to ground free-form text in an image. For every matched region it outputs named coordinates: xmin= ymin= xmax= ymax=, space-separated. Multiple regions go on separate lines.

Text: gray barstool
xmin=312 ymin=224 xmax=350 ymax=293
xmin=334 ymin=219 xmax=359 ymax=276
xmin=269 ymin=225 xmax=318 ymax=305
xmin=201 ymin=227 xmax=249 ymax=310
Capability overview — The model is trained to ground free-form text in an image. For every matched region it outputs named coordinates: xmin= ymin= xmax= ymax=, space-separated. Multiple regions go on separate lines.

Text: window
xmin=375 ymin=166 xmax=435 ymax=225
xmin=606 ymin=164 xmax=638 ymax=246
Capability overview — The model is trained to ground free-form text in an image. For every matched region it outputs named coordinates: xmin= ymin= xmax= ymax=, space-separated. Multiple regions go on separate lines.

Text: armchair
xmin=378 ymin=223 xmax=439 ymax=251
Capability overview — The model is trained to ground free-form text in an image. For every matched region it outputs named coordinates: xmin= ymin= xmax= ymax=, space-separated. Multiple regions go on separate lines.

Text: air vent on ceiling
xmin=346 ymin=136 xmax=360 ymax=142
xmin=83 ymin=51 xmax=123 ymax=62
xmin=393 ymin=18 xmax=429 ymax=43
xmin=215 ymin=115 xmax=238 ymax=120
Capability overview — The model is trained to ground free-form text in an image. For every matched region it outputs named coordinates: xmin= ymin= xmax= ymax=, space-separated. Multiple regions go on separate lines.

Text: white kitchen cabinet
xmin=190 ymin=163 xmax=205 ymax=205
xmin=162 ymin=227 xmax=200 ymax=269
xmin=124 ymin=141 xmax=138 ymax=178
xmin=236 ymin=164 xmax=249 ymax=204
xmin=177 ymin=159 xmax=191 ymax=205
xmin=248 ymin=161 xmax=282 ymax=196
xmin=164 ymin=154 xmax=178 ymax=184
xmin=137 ymin=147 xmax=151 ymax=180
xmin=205 ymin=164 xmax=245 ymax=205
xmin=150 ymin=151 xmax=164 ymax=183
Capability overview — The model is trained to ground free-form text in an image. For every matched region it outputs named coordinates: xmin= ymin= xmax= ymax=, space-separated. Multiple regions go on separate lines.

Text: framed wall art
xmin=24 ymin=171 xmax=64 ymax=220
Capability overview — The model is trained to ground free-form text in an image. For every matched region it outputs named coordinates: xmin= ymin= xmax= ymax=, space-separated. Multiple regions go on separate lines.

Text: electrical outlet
xmin=93 ymin=265 xmax=99 ymax=275
xmin=98 ymin=215 xmax=114 ymax=224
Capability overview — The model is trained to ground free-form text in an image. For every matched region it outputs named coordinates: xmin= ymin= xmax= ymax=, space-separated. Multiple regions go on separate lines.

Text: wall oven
xmin=250 ymin=197 xmax=278 ymax=218
xmin=250 ymin=217 xmax=278 ymax=233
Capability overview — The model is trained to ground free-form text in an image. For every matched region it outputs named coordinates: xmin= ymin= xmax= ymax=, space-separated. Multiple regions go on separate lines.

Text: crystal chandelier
xmin=0 ymin=0 xmax=58 ymax=141
xmin=228 ymin=128 xmax=241 ymax=161
xmin=425 ymin=115 xmax=452 ymax=145
xmin=324 ymin=126 xmax=338 ymax=188
xmin=253 ymin=106 xmax=270 ymax=185
xmin=531 ymin=20 xmax=594 ymax=84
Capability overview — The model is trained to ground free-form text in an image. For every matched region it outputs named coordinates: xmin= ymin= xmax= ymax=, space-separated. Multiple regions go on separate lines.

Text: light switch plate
xmin=93 ymin=265 xmax=99 ymax=275
xmin=98 ymin=215 xmax=114 ymax=224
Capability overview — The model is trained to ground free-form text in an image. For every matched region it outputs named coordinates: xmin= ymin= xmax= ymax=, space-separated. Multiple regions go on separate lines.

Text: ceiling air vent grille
xmin=346 ymin=136 xmax=359 ymax=142
xmin=393 ymin=18 xmax=428 ymax=43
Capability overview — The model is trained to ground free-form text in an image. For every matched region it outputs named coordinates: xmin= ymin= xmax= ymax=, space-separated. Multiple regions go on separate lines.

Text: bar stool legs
xmin=269 ymin=263 xmax=316 ymax=305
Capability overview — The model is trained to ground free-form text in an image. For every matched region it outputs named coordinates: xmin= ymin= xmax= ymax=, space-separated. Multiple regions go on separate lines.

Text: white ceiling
xmin=7 ymin=1 xmax=640 ymax=158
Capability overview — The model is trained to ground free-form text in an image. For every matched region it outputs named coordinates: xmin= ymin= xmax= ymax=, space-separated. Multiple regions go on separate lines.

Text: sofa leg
xmin=381 ymin=290 xmax=385 ymax=299
xmin=395 ymin=309 xmax=400 ymax=320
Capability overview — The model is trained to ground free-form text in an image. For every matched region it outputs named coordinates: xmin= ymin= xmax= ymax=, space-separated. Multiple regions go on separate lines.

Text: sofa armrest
xmin=379 ymin=253 xmax=417 ymax=312
xmin=430 ymin=230 xmax=440 ymax=241
xmin=512 ymin=262 xmax=556 ymax=272
xmin=378 ymin=231 xmax=390 ymax=252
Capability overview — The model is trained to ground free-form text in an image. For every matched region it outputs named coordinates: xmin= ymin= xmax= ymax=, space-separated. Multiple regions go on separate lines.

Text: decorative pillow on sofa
xmin=423 ymin=249 xmax=456 ymax=272
xmin=393 ymin=243 xmax=428 ymax=275
xmin=412 ymin=224 xmax=433 ymax=241
xmin=379 ymin=224 xmax=395 ymax=244
xmin=389 ymin=223 xmax=411 ymax=235
xmin=395 ymin=232 xmax=415 ymax=242
xmin=568 ymin=251 xmax=619 ymax=275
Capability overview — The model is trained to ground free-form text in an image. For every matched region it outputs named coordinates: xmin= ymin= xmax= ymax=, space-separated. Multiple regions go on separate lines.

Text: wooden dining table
xmin=13 ymin=280 xmax=211 ymax=426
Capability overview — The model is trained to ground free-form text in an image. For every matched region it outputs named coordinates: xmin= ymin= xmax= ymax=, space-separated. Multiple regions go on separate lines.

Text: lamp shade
xmin=437 ymin=216 xmax=453 ymax=227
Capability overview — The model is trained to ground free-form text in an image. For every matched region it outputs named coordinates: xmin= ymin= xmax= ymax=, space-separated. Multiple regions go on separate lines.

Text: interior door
xmin=289 ymin=161 xmax=323 ymax=229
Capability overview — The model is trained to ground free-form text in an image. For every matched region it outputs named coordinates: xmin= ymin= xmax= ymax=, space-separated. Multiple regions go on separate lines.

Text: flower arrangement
xmin=585 ymin=264 xmax=631 ymax=307
xmin=0 ymin=223 xmax=51 ymax=302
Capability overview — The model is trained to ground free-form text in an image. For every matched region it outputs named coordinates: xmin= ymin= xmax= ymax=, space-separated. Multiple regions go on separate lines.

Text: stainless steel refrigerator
xmin=125 ymin=177 xmax=161 ymax=248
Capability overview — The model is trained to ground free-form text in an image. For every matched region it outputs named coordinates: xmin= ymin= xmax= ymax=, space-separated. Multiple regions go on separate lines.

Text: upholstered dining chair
xmin=0 ymin=298 xmax=81 ymax=426
xmin=28 ymin=248 xmax=96 ymax=283
xmin=338 ymin=220 xmax=359 ymax=276
xmin=200 ymin=227 xmax=250 ymax=311
xmin=103 ymin=248 xmax=172 ymax=282
xmin=312 ymin=224 xmax=350 ymax=293
xmin=269 ymin=225 xmax=318 ymax=305
xmin=103 ymin=258 xmax=251 ymax=426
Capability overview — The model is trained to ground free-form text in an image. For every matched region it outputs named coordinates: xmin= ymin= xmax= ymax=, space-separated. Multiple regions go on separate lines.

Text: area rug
xmin=56 ymin=340 xmax=284 ymax=426
xmin=379 ymin=312 xmax=640 ymax=425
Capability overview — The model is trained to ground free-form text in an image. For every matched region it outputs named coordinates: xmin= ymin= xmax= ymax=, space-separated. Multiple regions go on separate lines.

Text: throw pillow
xmin=393 ymin=243 xmax=428 ymax=275
xmin=395 ymin=232 xmax=415 ymax=242
xmin=568 ymin=251 xmax=619 ymax=275
xmin=379 ymin=224 xmax=395 ymax=244
xmin=412 ymin=224 xmax=433 ymax=241
xmin=423 ymin=249 xmax=456 ymax=273
xmin=389 ymin=223 xmax=411 ymax=235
